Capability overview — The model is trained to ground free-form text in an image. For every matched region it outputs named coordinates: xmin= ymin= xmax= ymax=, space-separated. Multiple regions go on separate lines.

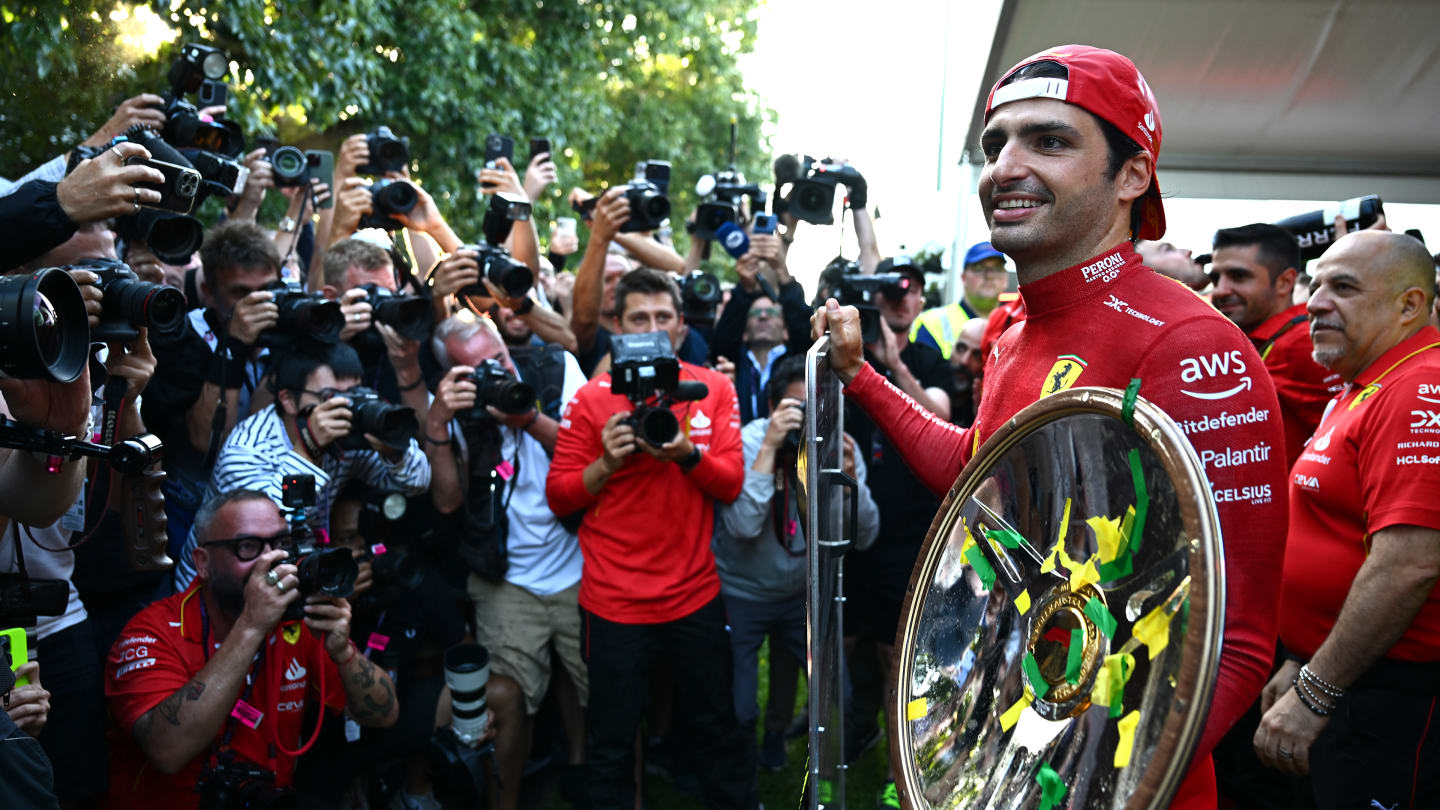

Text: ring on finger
xmin=264 ymin=568 xmax=281 ymax=586
xmin=1278 ymin=747 xmax=1293 ymax=758
xmin=275 ymin=579 xmax=288 ymax=593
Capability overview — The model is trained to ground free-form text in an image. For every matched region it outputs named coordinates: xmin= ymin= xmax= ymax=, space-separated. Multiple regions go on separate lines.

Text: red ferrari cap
xmin=985 ymin=45 xmax=1166 ymax=240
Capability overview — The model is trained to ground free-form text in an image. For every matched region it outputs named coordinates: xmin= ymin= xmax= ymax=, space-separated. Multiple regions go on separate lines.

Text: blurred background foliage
xmin=0 ymin=0 xmax=773 ymax=262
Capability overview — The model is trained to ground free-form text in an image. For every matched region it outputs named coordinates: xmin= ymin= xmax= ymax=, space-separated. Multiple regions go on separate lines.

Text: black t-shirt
xmin=846 ymin=339 xmax=954 ymax=562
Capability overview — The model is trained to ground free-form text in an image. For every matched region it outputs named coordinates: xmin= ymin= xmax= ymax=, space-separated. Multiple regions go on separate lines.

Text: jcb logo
xmin=1411 ymin=410 xmax=1440 ymax=428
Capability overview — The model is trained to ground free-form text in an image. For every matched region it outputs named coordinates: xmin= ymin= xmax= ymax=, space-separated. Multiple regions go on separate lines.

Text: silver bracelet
xmin=1300 ymin=664 xmax=1345 ymax=700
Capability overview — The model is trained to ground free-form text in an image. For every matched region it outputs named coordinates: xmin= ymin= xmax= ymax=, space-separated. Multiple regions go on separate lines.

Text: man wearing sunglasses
xmin=104 ymin=489 xmax=398 ymax=810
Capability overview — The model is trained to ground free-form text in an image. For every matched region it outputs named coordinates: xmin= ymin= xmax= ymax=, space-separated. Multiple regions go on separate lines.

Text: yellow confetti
xmin=1091 ymin=652 xmax=1136 ymax=708
xmin=906 ymin=697 xmax=928 ymax=721
xmin=1069 ymin=555 xmax=1100 ymax=592
xmin=1042 ymin=499 xmax=1073 ymax=574
xmin=1058 ymin=498 xmax=1072 ymax=544
xmin=1133 ymin=604 xmax=1172 ymax=658
xmin=960 ymin=518 xmax=976 ymax=556
xmin=1115 ymin=709 xmax=1141 ymax=767
xmin=1015 ymin=590 xmax=1032 ymax=615
xmin=1087 ymin=514 xmax=1126 ymax=563
xmin=999 ymin=691 xmax=1033 ymax=731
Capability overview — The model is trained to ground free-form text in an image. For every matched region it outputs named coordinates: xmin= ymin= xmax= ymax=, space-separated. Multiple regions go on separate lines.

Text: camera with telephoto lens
xmin=114 ymin=208 xmax=204 ymax=264
xmin=163 ymin=97 xmax=244 ymax=158
xmin=457 ymin=192 xmax=535 ymax=304
xmin=357 ymin=283 xmax=432 ymax=341
xmin=693 ymin=169 xmax=763 ymax=241
xmin=358 ymin=179 xmax=418 ymax=231
xmin=267 ymin=146 xmax=313 ymax=188
xmin=326 ymin=386 xmax=418 ymax=452
xmin=0 ymin=267 xmax=91 ymax=383
xmin=570 ymin=173 xmax=670 ymax=233
xmin=678 ymin=270 xmax=722 ymax=327
xmin=461 ymin=359 xmax=536 ymax=424
xmin=357 ymin=126 xmax=410 ymax=176
xmin=610 ymin=331 xmax=710 ymax=446
xmin=197 ymin=755 xmax=296 ymax=810
xmin=773 ymin=154 xmax=867 ymax=225
xmin=259 ymin=281 xmax=344 ymax=347
xmin=1274 ymin=194 xmax=1385 ymax=262
xmin=180 ymin=147 xmax=250 ymax=200
xmin=275 ymin=475 xmax=359 ymax=621
xmin=835 ymin=264 xmax=910 ymax=344
xmin=67 ymin=258 xmax=186 ymax=342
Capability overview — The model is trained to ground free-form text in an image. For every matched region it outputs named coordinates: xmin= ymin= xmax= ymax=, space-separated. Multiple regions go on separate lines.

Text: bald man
xmin=949 ymin=318 xmax=987 ymax=426
xmin=1256 ymin=231 xmax=1440 ymax=809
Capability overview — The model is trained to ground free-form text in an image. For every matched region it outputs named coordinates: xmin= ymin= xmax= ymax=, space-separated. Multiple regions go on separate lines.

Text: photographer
xmin=104 ymin=489 xmax=398 ymax=809
xmin=436 ymin=252 xmax=579 ymax=355
xmin=425 ymin=313 xmax=588 ymax=810
xmin=172 ymin=341 xmax=430 ymax=588
xmin=546 ymin=268 xmax=755 ymax=809
xmin=570 ymin=190 xmax=705 ymax=375
xmin=142 ymin=221 xmax=283 ymax=549
xmin=714 ymin=356 xmax=879 ymax=772
xmin=1209 ymin=224 xmax=1343 ymax=466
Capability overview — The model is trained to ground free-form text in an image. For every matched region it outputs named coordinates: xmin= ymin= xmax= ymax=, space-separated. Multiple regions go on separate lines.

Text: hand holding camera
xmin=82 ymin=93 xmax=167 ymax=147
xmin=338 ymin=286 xmax=373 ymax=341
xmin=388 ymin=177 xmax=443 ymax=233
xmin=336 ymin=133 xmax=371 ymax=182
xmin=332 ymin=176 xmax=374 ymax=240
xmin=236 ymin=550 xmax=300 ymax=632
xmin=56 ymin=141 xmax=167 ymax=224
xmin=65 ymin=267 xmax=105 ymax=328
xmin=431 ymin=250 xmax=481 ymax=299
xmin=763 ymin=397 xmax=804 ymax=452
xmin=227 ymin=289 xmax=278 ymax=345
xmin=637 ymin=428 xmax=695 ymax=464
xmin=302 ymin=594 xmax=354 ymax=659
xmin=589 ymin=186 xmax=631 ymax=242
xmin=598 ymin=411 xmax=638 ymax=474
xmin=306 ymin=394 xmax=354 ymax=450
xmin=427 ymin=365 xmax=477 ymax=428
xmin=103 ymin=327 xmax=157 ymax=398
xmin=232 ymin=146 xmax=274 ymax=219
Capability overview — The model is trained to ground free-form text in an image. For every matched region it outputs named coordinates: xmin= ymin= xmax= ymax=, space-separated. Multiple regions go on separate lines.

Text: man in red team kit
xmin=546 ymin=268 xmax=756 ymax=809
xmin=1256 ymin=230 xmax=1440 ymax=809
xmin=812 ymin=45 xmax=1289 ymax=807
xmin=1210 ymin=223 xmax=1342 ymax=466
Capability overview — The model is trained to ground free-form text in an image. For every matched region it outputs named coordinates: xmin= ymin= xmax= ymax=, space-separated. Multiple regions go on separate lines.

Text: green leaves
xmin=0 ymin=0 xmax=773 ymax=247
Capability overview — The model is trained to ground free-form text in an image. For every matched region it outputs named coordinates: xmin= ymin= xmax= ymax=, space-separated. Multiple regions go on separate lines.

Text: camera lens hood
xmin=0 ymin=267 xmax=90 ymax=382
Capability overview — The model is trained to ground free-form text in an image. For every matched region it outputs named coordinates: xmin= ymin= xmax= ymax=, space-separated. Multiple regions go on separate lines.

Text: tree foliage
xmin=1 ymin=0 xmax=772 ymax=255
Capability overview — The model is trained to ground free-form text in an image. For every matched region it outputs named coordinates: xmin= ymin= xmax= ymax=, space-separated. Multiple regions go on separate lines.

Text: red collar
xmin=1018 ymin=242 xmax=1145 ymax=315
xmin=1248 ymin=303 xmax=1309 ymax=341
xmin=1352 ymin=325 xmax=1440 ymax=389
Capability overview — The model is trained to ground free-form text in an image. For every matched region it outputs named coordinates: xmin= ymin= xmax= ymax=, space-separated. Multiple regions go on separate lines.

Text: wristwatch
xmin=277 ymin=215 xmax=298 ymax=234
xmin=677 ymin=446 xmax=702 ymax=472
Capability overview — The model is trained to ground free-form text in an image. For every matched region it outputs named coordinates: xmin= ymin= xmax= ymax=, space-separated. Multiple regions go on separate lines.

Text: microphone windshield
xmin=674 ymin=380 xmax=709 ymax=402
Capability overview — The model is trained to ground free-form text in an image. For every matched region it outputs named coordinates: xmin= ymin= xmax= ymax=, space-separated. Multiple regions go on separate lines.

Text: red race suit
xmin=843 ymin=242 xmax=1289 ymax=808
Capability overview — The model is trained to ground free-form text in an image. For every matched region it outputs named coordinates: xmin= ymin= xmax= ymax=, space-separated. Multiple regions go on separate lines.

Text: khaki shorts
xmin=467 ymin=574 xmax=588 ymax=715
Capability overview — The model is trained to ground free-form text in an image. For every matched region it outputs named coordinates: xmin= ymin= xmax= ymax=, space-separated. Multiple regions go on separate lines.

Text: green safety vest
xmin=909 ymin=301 xmax=976 ymax=360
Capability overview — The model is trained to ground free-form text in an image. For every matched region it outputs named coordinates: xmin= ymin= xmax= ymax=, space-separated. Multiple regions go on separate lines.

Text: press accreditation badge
xmin=60 ymin=478 xmax=86 ymax=532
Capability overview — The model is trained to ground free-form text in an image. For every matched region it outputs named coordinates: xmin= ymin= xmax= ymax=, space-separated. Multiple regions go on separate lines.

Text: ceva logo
xmin=1179 ymin=351 xmax=1252 ymax=400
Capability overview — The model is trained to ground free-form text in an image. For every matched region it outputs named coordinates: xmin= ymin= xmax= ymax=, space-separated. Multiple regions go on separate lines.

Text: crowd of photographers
xmin=3 ymin=39 xmax=1439 ymax=810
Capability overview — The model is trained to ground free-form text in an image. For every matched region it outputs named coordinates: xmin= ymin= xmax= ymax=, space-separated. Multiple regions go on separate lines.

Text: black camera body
xmin=610 ymin=332 xmax=709 ymax=446
xmin=276 ymin=474 xmax=359 ymax=621
xmin=836 ymin=268 xmax=910 ymax=344
xmin=164 ymin=97 xmax=244 ymax=158
xmin=114 ymin=207 xmax=204 ymax=264
xmin=330 ymin=386 xmax=418 ymax=452
xmin=457 ymin=192 xmax=536 ymax=302
xmin=180 ymin=147 xmax=250 ymax=200
xmin=260 ymin=281 xmax=344 ymax=347
xmin=75 ymin=258 xmax=187 ymax=342
xmin=618 ymin=181 xmax=670 ymax=233
xmin=693 ymin=169 xmax=763 ymax=241
xmin=358 ymin=126 xmax=410 ymax=176
xmin=1275 ymin=194 xmax=1385 ymax=262
xmin=462 ymin=359 xmax=536 ymax=423
xmin=775 ymin=155 xmax=867 ymax=225
xmin=358 ymin=284 xmax=432 ymax=341
xmin=359 ymin=179 xmax=418 ymax=230
xmin=197 ymin=756 xmax=293 ymax=810
xmin=678 ymin=271 xmax=722 ymax=327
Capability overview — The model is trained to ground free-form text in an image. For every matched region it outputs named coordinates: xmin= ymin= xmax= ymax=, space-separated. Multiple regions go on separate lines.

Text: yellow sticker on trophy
xmin=906 ymin=697 xmax=929 ymax=721
xmin=1041 ymin=499 xmax=1073 ymax=574
xmin=1087 ymin=514 xmax=1126 ymax=564
xmin=999 ymin=691 xmax=1033 ymax=732
xmin=1069 ymin=555 xmax=1100 ymax=592
xmin=1015 ymin=590 xmax=1032 ymax=615
xmin=1133 ymin=604 xmax=1172 ymax=658
xmin=960 ymin=518 xmax=976 ymax=556
xmin=1115 ymin=710 xmax=1141 ymax=767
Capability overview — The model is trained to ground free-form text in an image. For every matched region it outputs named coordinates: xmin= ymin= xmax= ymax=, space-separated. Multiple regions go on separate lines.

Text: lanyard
xmin=199 ymin=597 xmax=266 ymax=756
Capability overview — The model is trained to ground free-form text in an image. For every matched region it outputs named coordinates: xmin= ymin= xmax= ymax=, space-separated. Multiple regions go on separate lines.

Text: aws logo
xmin=1179 ymin=351 xmax=1252 ymax=400
xmin=1041 ymin=355 xmax=1087 ymax=397
xmin=1418 ymin=384 xmax=1440 ymax=404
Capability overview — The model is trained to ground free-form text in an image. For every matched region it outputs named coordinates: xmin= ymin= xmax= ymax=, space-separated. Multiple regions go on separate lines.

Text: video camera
xmin=677 ymin=270 xmax=722 ymax=327
xmin=693 ymin=122 xmax=763 ymax=240
xmin=610 ymin=332 xmax=709 ymax=446
xmin=325 ymin=386 xmax=418 ymax=452
xmin=461 ymin=360 xmax=536 ymax=423
xmin=62 ymin=258 xmax=186 ymax=343
xmin=359 ymin=178 xmax=418 ymax=231
xmin=833 ymin=261 xmax=912 ymax=344
xmin=1275 ymin=194 xmax=1385 ymax=262
xmin=357 ymin=126 xmax=410 ymax=176
xmin=458 ymin=191 xmax=535 ymax=304
xmin=276 ymin=474 xmax=359 ymax=621
xmin=773 ymin=155 xmax=867 ymax=225
xmin=0 ymin=268 xmax=90 ymax=383
xmin=356 ymin=283 xmax=432 ymax=341
xmin=258 ymin=281 xmax=344 ymax=347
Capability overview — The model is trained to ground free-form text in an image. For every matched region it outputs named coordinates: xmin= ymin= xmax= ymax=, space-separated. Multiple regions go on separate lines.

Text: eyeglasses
xmin=200 ymin=532 xmax=289 ymax=562
xmin=748 ymin=306 xmax=781 ymax=320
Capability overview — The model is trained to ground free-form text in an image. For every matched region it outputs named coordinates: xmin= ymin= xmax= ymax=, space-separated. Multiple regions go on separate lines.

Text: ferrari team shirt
xmin=104 ymin=583 xmax=346 ymax=810
xmin=1247 ymin=303 xmax=1343 ymax=467
xmin=843 ymin=242 xmax=1290 ymax=778
xmin=546 ymin=361 xmax=744 ymax=624
xmin=1280 ymin=326 xmax=1440 ymax=661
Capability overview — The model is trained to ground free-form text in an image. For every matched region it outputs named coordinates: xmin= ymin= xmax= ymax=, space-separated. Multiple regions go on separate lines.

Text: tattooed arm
xmin=304 ymin=595 xmax=399 ymax=728
xmin=131 ymin=622 xmax=268 ymax=774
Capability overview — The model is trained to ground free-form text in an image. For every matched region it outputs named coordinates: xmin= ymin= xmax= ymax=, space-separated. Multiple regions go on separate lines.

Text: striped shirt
xmin=173 ymin=403 xmax=430 ymax=588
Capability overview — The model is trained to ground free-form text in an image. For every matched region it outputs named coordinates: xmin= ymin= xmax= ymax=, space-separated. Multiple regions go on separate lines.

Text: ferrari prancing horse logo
xmin=1042 ymin=355 xmax=1088 ymax=397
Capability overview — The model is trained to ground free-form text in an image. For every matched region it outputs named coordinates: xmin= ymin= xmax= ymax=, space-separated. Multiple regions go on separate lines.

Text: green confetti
xmin=1084 ymin=595 xmax=1118 ymax=638
xmin=964 ymin=544 xmax=997 ymax=591
xmin=1066 ymin=627 xmax=1084 ymax=684
xmin=1127 ymin=448 xmax=1149 ymax=552
xmin=1022 ymin=652 xmax=1049 ymax=698
xmin=1036 ymin=762 xmax=1068 ymax=810
xmin=1121 ymin=377 xmax=1141 ymax=426
xmin=1099 ymin=550 xmax=1134 ymax=582
xmin=985 ymin=526 xmax=1026 ymax=549
xmin=1109 ymin=655 xmax=1131 ymax=718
